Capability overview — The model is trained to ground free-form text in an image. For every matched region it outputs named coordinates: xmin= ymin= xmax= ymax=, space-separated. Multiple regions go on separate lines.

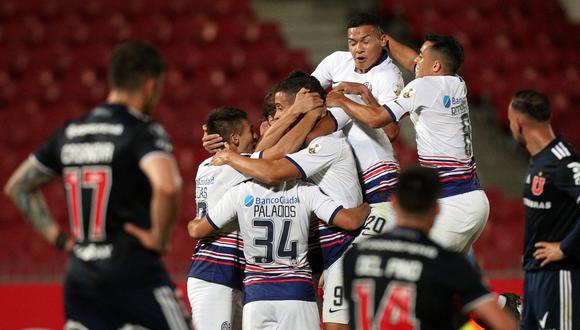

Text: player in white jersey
xmin=305 ymin=14 xmax=406 ymax=328
xmin=188 ymin=97 xmax=324 ymax=329
xmin=326 ymin=33 xmax=489 ymax=254
xmin=188 ymin=179 xmax=370 ymax=330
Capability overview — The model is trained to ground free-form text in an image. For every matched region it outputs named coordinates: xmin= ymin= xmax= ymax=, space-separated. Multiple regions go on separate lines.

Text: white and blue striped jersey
xmin=286 ymin=133 xmax=362 ymax=270
xmin=207 ymin=180 xmax=343 ymax=304
xmin=383 ymin=75 xmax=482 ymax=198
xmin=187 ymin=153 xmax=258 ymax=289
xmin=312 ymin=51 xmax=403 ymax=203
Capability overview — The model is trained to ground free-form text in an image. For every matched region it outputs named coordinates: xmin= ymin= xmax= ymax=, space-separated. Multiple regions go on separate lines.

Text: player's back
xmin=188 ymin=156 xmax=249 ymax=288
xmin=33 ymin=103 xmax=173 ymax=283
xmin=212 ymin=179 xmax=342 ymax=304
xmin=400 ymin=75 xmax=481 ymax=198
xmin=343 ymin=227 xmax=493 ymax=329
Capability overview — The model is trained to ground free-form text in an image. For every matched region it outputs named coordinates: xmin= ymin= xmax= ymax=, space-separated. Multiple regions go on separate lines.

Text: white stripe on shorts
xmin=560 ymin=270 xmax=572 ymax=330
xmin=153 ymin=286 xmax=188 ymax=330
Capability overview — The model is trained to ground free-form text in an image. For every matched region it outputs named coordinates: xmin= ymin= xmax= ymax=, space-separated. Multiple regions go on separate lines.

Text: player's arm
xmin=305 ymin=113 xmax=337 ymax=145
xmin=469 ymin=300 xmax=518 ymax=330
xmin=187 ymin=217 xmax=218 ymax=239
xmin=331 ymin=203 xmax=371 ymax=230
xmin=534 ymin=160 xmax=580 ymax=266
xmin=4 ymin=158 xmax=74 ymax=252
xmin=188 ymin=187 xmax=238 ymax=239
xmin=125 ymin=154 xmax=182 ymax=254
xmin=261 ymin=107 xmax=324 ymax=159
xmin=384 ymin=35 xmax=418 ymax=73
xmin=326 ymin=90 xmax=394 ymax=128
xmin=333 ymin=82 xmax=401 ymax=141
xmin=256 ymin=88 xmax=323 ymax=151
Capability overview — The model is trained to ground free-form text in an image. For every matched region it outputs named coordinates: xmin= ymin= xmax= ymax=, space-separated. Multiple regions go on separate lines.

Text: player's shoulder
xmin=549 ymin=138 xmax=578 ymax=162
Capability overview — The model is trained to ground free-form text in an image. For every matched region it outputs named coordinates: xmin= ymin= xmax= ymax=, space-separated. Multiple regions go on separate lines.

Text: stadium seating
xmin=381 ymin=0 xmax=580 ymax=148
xmin=0 ymin=0 xmax=311 ymax=278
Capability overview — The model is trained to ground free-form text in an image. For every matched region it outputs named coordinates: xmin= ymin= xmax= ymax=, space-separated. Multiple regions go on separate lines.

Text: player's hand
xmin=202 ymin=124 xmax=223 ymax=153
xmin=210 ymin=143 xmax=234 ymax=166
xmin=332 ymin=82 xmax=368 ymax=95
xmin=124 ymin=222 xmax=169 ymax=254
xmin=291 ymin=88 xmax=324 ymax=113
xmin=259 ymin=119 xmax=271 ymax=136
xmin=533 ymin=241 xmax=565 ymax=267
xmin=326 ymin=90 xmax=347 ymax=108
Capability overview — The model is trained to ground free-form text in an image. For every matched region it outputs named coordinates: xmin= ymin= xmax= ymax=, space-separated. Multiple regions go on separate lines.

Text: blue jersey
xmin=523 ymin=136 xmax=580 ymax=271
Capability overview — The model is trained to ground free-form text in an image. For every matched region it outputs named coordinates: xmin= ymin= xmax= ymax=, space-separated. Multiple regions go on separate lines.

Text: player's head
xmin=346 ymin=13 xmax=387 ymax=73
xmin=392 ymin=166 xmax=441 ymax=231
xmin=206 ymin=107 xmax=256 ymax=153
xmin=414 ymin=33 xmax=464 ymax=78
xmin=273 ymin=71 xmax=326 ymax=120
xmin=108 ymin=40 xmax=166 ymax=114
xmin=262 ymin=88 xmax=277 ymax=125
xmin=508 ymin=90 xmax=552 ymax=147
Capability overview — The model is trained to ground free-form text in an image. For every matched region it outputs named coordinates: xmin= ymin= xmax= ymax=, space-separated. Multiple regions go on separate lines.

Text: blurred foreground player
xmin=343 ymin=166 xmax=517 ymax=330
xmin=4 ymin=40 xmax=190 ymax=329
xmin=508 ymin=90 xmax=580 ymax=330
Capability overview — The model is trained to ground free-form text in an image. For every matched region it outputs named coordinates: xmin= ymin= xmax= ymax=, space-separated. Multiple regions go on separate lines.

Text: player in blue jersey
xmin=4 ymin=40 xmax=190 ymax=329
xmin=507 ymin=90 xmax=580 ymax=330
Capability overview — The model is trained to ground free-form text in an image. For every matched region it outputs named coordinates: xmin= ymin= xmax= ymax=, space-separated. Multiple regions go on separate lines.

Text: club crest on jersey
xmin=531 ymin=176 xmax=546 ymax=196
xmin=309 ymin=143 xmax=322 ymax=154
xmin=402 ymin=88 xmax=415 ymax=98
xmin=244 ymin=195 xmax=255 ymax=207
xmin=363 ymin=82 xmax=373 ymax=92
xmin=393 ymin=82 xmax=402 ymax=96
xmin=443 ymin=95 xmax=451 ymax=108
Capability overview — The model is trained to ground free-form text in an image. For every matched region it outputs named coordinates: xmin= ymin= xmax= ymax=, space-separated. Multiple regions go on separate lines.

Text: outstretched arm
xmin=261 ymin=108 xmax=324 ymax=159
xmin=4 ymin=158 xmax=74 ymax=252
xmin=211 ymin=145 xmax=301 ymax=185
xmin=187 ymin=217 xmax=217 ymax=239
xmin=331 ymin=203 xmax=371 ymax=231
xmin=385 ymin=35 xmax=418 ymax=73
xmin=326 ymin=90 xmax=394 ymax=129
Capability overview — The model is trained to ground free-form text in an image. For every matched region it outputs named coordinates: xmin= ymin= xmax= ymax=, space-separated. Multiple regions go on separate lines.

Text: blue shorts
xmin=522 ymin=269 xmax=579 ymax=330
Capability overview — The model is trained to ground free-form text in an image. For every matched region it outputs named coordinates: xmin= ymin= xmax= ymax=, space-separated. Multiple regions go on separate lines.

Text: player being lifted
xmin=188 ymin=170 xmax=370 ymax=330
xmin=4 ymin=40 xmax=190 ymax=329
xmin=327 ymin=33 xmax=489 ymax=255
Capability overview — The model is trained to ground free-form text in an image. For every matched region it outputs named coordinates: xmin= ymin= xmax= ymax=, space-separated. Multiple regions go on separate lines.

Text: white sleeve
xmin=207 ymin=185 xmax=240 ymax=229
xmin=300 ymin=184 xmax=343 ymax=225
xmin=285 ymin=137 xmax=338 ymax=179
xmin=328 ymin=107 xmax=352 ymax=131
xmin=374 ymin=71 xmax=405 ymax=105
xmin=311 ymin=52 xmax=337 ymax=89
xmin=382 ymin=78 xmax=433 ymax=123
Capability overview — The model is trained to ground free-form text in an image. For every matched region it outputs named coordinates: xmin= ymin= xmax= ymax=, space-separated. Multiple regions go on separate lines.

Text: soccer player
xmin=211 ymin=73 xmax=365 ymax=326
xmin=327 ymin=33 xmax=489 ymax=254
xmin=187 ymin=107 xmax=257 ymax=330
xmin=507 ymin=90 xmax=580 ymax=330
xmin=188 ymin=177 xmax=370 ymax=330
xmin=343 ymin=166 xmax=517 ymax=330
xmin=4 ymin=41 xmax=190 ymax=329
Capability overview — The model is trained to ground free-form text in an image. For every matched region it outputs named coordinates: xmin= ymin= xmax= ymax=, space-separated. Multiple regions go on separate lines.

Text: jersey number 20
xmin=64 ymin=166 xmax=112 ymax=242
xmin=352 ymin=279 xmax=419 ymax=330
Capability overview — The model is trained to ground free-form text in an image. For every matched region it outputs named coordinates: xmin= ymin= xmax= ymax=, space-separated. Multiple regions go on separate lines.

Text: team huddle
xmin=4 ymin=11 xmax=579 ymax=330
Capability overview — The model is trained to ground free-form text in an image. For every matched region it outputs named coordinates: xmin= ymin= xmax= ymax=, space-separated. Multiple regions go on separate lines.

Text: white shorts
xmin=242 ymin=300 xmax=320 ymax=330
xmin=322 ymin=257 xmax=348 ymax=324
xmin=429 ymin=190 xmax=489 ymax=254
xmin=187 ymin=277 xmax=242 ymax=330
xmin=353 ymin=202 xmax=396 ymax=244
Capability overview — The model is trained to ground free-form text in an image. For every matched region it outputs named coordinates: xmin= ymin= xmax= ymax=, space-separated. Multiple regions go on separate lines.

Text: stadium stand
xmin=0 ymin=0 xmax=311 ymax=278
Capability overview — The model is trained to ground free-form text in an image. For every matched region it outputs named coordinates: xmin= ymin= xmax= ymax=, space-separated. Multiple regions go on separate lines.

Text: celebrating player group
xmin=5 ymin=9 xmax=579 ymax=330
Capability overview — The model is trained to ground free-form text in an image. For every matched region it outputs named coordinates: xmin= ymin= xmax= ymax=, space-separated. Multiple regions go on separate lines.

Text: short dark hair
xmin=425 ymin=33 xmax=464 ymax=73
xmin=395 ymin=166 xmax=441 ymax=217
xmin=346 ymin=13 xmax=383 ymax=34
xmin=262 ymin=88 xmax=277 ymax=121
xmin=206 ymin=107 xmax=248 ymax=140
xmin=510 ymin=90 xmax=551 ymax=122
xmin=274 ymin=71 xmax=326 ymax=102
xmin=108 ymin=40 xmax=166 ymax=91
